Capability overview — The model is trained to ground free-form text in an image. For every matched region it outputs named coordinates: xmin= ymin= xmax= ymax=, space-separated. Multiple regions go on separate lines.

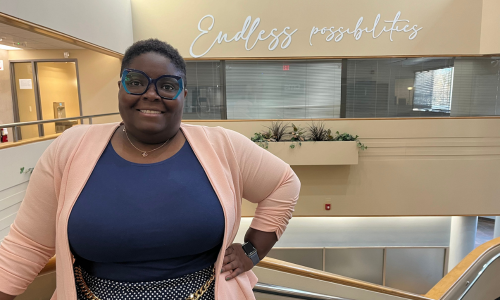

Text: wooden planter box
xmin=262 ymin=141 xmax=358 ymax=165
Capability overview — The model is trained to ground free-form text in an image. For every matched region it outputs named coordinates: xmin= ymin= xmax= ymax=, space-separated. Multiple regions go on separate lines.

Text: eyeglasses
xmin=121 ymin=68 xmax=184 ymax=100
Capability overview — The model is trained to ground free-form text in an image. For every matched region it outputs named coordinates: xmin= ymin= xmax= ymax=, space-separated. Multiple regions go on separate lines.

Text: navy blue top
xmin=68 ymin=141 xmax=225 ymax=282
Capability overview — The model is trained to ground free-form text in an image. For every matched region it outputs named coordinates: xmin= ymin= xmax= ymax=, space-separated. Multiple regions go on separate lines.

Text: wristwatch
xmin=242 ymin=241 xmax=260 ymax=266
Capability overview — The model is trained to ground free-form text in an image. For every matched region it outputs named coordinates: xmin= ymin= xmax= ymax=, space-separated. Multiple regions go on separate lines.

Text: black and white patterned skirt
xmin=75 ymin=264 xmax=215 ymax=300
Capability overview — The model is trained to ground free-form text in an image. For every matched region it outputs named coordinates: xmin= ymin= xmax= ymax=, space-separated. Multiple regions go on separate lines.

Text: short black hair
xmin=120 ymin=38 xmax=187 ymax=85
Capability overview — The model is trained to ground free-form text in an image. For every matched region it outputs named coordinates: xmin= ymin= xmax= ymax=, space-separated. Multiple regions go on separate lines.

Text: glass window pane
xmin=346 ymin=58 xmax=455 ymax=118
xmin=450 ymin=57 xmax=500 ymax=117
xmin=184 ymin=61 xmax=223 ymax=120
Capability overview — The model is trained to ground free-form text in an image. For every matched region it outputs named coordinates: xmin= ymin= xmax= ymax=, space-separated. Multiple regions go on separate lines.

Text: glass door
xmin=12 ymin=62 xmax=40 ymax=140
xmin=36 ymin=62 xmax=81 ymax=135
xmin=11 ymin=60 xmax=82 ymax=140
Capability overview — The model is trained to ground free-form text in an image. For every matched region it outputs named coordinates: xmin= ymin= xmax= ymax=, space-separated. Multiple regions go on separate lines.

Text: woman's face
xmin=118 ymin=52 xmax=187 ymax=140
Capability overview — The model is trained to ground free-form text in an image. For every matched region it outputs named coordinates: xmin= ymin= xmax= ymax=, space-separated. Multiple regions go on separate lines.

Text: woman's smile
xmin=136 ymin=109 xmax=165 ymax=116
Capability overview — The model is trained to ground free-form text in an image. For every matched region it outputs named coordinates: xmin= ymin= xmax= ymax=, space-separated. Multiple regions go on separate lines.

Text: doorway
xmin=10 ymin=59 xmax=82 ymax=140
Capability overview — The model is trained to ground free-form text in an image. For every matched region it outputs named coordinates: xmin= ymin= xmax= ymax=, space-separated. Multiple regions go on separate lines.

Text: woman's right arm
xmin=0 ymin=136 xmax=62 ymax=297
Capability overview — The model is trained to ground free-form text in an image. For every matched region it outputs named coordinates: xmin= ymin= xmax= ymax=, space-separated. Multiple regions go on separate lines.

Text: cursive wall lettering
xmin=190 ymin=15 xmax=298 ymax=58
xmin=190 ymin=12 xmax=423 ymax=58
xmin=309 ymin=12 xmax=423 ymax=46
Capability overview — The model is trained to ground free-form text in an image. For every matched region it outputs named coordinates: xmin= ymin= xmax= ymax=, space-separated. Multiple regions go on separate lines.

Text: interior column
xmin=494 ymin=217 xmax=500 ymax=239
xmin=448 ymin=216 xmax=478 ymax=272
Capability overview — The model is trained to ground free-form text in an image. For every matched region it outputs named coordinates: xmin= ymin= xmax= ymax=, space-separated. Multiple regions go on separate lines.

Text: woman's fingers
xmin=224 ymin=246 xmax=233 ymax=256
xmin=220 ymin=243 xmax=254 ymax=280
xmin=221 ymin=258 xmax=239 ymax=273
xmin=222 ymin=254 xmax=236 ymax=266
xmin=225 ymin=267 xmax=244 ymax=281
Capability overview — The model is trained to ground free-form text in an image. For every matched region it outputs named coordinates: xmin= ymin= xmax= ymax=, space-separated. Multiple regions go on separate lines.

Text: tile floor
xmin=475 ymin=217 xmax=495 ymax=248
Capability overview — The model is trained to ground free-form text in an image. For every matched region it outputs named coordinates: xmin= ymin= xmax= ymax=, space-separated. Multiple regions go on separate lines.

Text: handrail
xmin=36 ymin=258 xmax=351 ymax=300
xmin=425 ymin=236 xmax=500 ymax=300
xmin=0 ymin=112 xmax=120 ymax=142
xmin=254 ymin=282 xmax=353 ymax=300
xmin=0 ymin=134 xmax=62 ymax=150
xmin=37 ymin=243 xmax=500 ymax=300
xmin=38 ymin=256 xmax=56 ymax=276
xmin=257 ymin=257 xmax=432 ymax=300
xmin=0 ymin=112 xmax=120 ymax=128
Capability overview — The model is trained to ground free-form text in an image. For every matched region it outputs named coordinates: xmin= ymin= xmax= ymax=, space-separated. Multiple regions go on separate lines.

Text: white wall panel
xmin=236 ymin=217 xmax=452 ymax=247
xmin=0 ymin=0 xmax=133 ymax=54
xmin=0 ymin=139 xmax=54 ymax=241
xmin=0 ymin=188 xmax=25 ymax=211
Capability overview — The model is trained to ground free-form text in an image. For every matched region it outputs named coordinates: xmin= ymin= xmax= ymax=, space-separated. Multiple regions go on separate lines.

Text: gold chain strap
xmin=74 ymin=266 xmax=215 ymax=300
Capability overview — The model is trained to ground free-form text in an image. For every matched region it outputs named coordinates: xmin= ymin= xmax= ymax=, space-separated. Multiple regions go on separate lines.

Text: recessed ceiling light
xmin=0 ymin=44 xmax=22 ymax=50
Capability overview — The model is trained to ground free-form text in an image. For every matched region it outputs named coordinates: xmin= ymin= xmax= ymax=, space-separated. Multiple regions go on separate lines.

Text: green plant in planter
xmin=250 ymin=132 xmax=272 ymax=149
xmin=307 ymin=121 xmax=330 ymax=141
xmin=266 ymin=121 xmax=289 ymax=142
xmin=251 ymin=121 xmax=367 ymax=151
xmin=289 ymin=123 xmax=306 ymax=149
xmin=20 ymin=167 xmax=34 ymax=175
xmin=333 ymin=131 xmax=368 ymax=150
xmin=252 ymin=122 xmax=289 ymax=149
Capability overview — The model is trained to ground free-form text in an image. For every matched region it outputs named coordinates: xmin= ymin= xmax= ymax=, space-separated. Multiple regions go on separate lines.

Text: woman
xmin=0 ymin=39 xmax=300 ymax=300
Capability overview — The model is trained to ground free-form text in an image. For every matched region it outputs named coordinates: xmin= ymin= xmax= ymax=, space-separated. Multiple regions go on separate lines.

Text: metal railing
xmin=254 ymin=283 xmax=353 ymax=300
xmin=0 ymin=112 xmax=120 ymax=142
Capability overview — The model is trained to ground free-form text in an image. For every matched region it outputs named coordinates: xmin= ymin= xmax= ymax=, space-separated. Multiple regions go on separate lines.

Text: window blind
xmin=225 ymin=60 xmax=342 ymax=119
xmin=413 ymin=67 xmax=454 ymax=112
xmin=346 ymin=58 xmax=454 ymax=118
xmin=450 ymin=58 xmax=500 ymax=116
xmin=183 ymin=57 xmax=500 ymax=120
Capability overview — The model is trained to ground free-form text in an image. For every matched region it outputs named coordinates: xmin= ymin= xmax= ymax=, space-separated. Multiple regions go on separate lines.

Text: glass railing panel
xmin=458 ymin=253 xmax=500 ymax=300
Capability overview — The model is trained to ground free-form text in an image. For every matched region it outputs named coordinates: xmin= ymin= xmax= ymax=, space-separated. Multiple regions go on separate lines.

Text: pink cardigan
xmin=0 ymin=123 xmax=300 ymax=299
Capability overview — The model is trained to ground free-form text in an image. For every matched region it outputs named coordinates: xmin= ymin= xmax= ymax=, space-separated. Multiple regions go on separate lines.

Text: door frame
xmin=10 ymin=59 xmax=83 ymax=139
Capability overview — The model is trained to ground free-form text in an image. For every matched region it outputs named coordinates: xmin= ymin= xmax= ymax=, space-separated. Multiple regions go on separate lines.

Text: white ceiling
xmin=0 ymin=23 xmax=83 ymax=50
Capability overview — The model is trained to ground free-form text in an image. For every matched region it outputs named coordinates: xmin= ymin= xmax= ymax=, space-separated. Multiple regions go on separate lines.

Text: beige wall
xmin=9 ymin=50 xmax=122 ymax=124
xmin=132 ymin=0 xmax=490 ymax=58
xmin=0 ymin=0 xmax=133 ymax=54
xmin=184 ymin=118 xmax=500 ymax=217
xmin=480 ymin=0 xmax=500 ymax=54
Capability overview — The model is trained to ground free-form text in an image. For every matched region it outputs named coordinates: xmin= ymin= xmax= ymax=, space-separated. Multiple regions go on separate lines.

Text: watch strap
xmin=242 ymin=242 xmax=260 ymax=265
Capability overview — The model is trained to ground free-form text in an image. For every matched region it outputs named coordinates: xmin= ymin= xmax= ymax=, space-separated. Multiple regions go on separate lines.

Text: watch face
xmin=243 ymin=242 xmax=255 ymax=254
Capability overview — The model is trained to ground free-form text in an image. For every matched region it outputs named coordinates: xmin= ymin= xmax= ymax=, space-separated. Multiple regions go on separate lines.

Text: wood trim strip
xmin=243 ymin=214 xmax=500 ymax=217
xmin=0 ymin=134 xmax=60 ymax=150
xmin=38 ymin=256 xmax=56 ymax=276
xmin=184 ymin=116 xmax=500 ymax=122
xmin=425 ymin=237 xmax=500 ymax=300
xmin=0 ymin=12 xmax=123 ymax=59
xmin=257 ymin=257 xmax=431 ymax=300
xmin=184 ymin=54 xmax=500 ymax=60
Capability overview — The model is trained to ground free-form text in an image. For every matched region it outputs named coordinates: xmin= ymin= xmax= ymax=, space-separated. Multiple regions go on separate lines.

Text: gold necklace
xmin=123 ymin=127 xmax=171 ymax=157
xmin=74 ymin=266 xmax=215 ymax=300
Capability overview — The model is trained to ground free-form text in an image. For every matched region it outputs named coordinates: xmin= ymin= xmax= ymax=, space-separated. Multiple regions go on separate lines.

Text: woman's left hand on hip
xmin=220 ymin=243 xmax=254 ymax=280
